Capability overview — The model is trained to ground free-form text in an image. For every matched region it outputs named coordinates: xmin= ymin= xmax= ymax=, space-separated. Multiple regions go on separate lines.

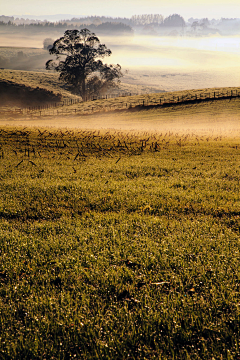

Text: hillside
xmin=0 ymin=69 xmax=80 ymax=102
xmin=0 ymin=68 xmax=239 ymax=138
xmin=0 ymin=79 xmax=63 ymax=107
xmin=0 ymin=94 xmax=239 ymax=138
xmin=0 ymin=68 xmax=162 ymax=98
xmin=0 ymin=46 xmax=50 ymax=71
xmin=1 ymin=68 xmax=239 ymax=107
xmin=0 ymin=68 xmax=163 ymax=108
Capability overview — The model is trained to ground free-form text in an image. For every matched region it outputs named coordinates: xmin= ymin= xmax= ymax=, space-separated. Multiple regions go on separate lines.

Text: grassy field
xmin=0 ymin=69 xmax=80 ymax=103
xmin=0 ymin=68 xmax=239 ymax=121
xmin=1 ymin=95 xmax=240 ymax=140
xmin=44 ymin=87 xmax=240 ymax=116
xmin=0 ymin=46 xmax=52 ymax=72
xmin=0 ymin=126 xmax=240 ymax=359
xmin=0 ymin=67 xmax=157 ymax=105
xmin=0 ymin=46 xmax=47 ymax=59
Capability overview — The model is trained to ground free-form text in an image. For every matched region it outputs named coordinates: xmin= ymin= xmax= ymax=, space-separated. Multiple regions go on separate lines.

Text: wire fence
xmin=4 ymin=91 xmax=136 ymax=115
xmin=3 ymin=89 xmax=240 ymax=117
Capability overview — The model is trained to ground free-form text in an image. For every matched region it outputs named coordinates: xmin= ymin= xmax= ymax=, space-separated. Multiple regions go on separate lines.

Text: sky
xmin=2 ymin=0 xmax=240 ymax=20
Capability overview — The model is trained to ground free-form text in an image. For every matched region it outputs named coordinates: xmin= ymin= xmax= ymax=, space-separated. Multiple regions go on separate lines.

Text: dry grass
xmin=0 ymin=69 xmax=240 ymax=135
xmin=0 ymin=68 xmax=155 ymax=105
xmin=0 ymin=97 xmax=240 ymax=139
xmin=62 ymin=86 xmax=240 ymax=115
xmin=0 ymin=69 xmax=79 ymax=102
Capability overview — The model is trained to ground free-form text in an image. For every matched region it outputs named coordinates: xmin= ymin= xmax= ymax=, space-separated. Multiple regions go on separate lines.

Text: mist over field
xmin=1 ymin=31 xmax=239 ymax=91
xmin=108 ymin=34 xmax=240 ymax=90
xmin=1 ymin=7 xmax=240 ymax=360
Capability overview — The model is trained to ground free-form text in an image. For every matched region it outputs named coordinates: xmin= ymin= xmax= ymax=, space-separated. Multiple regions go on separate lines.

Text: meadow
xmin=0 ymin=69 xmax=79 ymax=103
xmin=0 ymin=27 xmax=240 ymax=359
xmin=1 ymin=68 xmax=239 ymax=122
xmin=0 ymin=125 xmax=240 ymax=359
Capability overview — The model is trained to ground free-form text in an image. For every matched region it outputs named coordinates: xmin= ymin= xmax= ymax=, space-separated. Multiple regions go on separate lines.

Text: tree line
xmin=1 ymin=14 xmax=240 ymax=29
xmin=0 ymin=14 xmax=186 ymax=28
xmin=0 ymin=21 xmax=133 ymax=34
xmin=130 ymin=14 xmax=185 ymax=27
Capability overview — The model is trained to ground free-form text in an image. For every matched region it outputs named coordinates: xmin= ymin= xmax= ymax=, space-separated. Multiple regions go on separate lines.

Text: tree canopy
xmin=46 ymin=28 xmax=122 ymax=100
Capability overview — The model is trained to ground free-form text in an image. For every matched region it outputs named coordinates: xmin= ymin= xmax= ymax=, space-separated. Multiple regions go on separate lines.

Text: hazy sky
xmin=3 ymin=0 xmax=240 ymax=20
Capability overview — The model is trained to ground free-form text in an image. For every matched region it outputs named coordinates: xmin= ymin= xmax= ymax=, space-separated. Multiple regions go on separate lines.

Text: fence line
xmin=6 ymin=89 xmax=240 ymax=116
xmin=5 ymin=91 xmax=136 ymax=115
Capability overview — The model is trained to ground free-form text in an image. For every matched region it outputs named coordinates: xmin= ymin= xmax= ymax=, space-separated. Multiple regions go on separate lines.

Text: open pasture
xmin=1 ymin=95 xmax=240 ymax=138
xmin=0 ymin=125 xmax=240 ymax=359
xmin=0 ymin=69 xmax=79 ymax=103
xmin=0 ymin=68 xmax=156 ymax=105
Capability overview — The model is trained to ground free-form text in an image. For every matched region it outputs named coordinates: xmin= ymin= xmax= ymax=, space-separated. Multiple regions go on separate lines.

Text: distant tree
xmin=163 ymin=14 xmax=185 ymax=27
xmin=131 ymin=14 xmax=164 ymax=26
xmin=46 ymin=28 xmax=122 ymax=100
xmin=201 ymin=18 xmax=210 ymax=26
xmin=43 ymin=38 xmax=54 ymax=50
xmin=191 ymin=21 xmax=199 ymax=31
xmin=96 ymin=22 xmax=133 ymax=34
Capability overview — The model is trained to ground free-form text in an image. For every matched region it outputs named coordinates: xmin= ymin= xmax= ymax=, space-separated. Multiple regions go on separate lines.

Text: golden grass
xmin=0 ymin=97 xmax=239 ymax=138
xmin=1 ymin=68 xmax=239 ymax=111
xmin=0 ymin=69 xmax=79 ymax=101
xmin=0 ymin=68 xmax=240 ymax=138
xmin=63 ymin=86 xmax=240 ymax=115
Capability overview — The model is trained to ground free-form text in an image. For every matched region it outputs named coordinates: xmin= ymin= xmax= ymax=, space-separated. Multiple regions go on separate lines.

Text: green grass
xmin=0 ymin=127 xmax=240 ymax=359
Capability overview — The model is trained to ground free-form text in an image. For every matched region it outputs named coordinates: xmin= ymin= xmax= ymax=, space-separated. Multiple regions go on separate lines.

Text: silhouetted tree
xmin=46 ymin=28 xmax=122 ymax=100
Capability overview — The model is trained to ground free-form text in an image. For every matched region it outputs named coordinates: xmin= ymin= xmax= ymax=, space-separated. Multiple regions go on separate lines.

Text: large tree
xmin=46 ymin=29 xmax=122 ymax=101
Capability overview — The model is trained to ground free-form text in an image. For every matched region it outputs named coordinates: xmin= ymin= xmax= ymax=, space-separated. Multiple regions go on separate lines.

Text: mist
xmin=0 ymin=30 xmax=240 ymax=92
xmin=107 ymin=34 xmax=240 ymax=91
xmin=1 ymin=102 xmax=240 ymax=137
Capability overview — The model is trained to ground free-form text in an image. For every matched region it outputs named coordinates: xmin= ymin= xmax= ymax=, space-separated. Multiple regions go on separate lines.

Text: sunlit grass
xmin=1 ymin=68 xmax=240 ymax=117
xmin=0 ymin=69 xmax=79 ymax=102
xmin=0 ymin=127 xmax=240 ymax=359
